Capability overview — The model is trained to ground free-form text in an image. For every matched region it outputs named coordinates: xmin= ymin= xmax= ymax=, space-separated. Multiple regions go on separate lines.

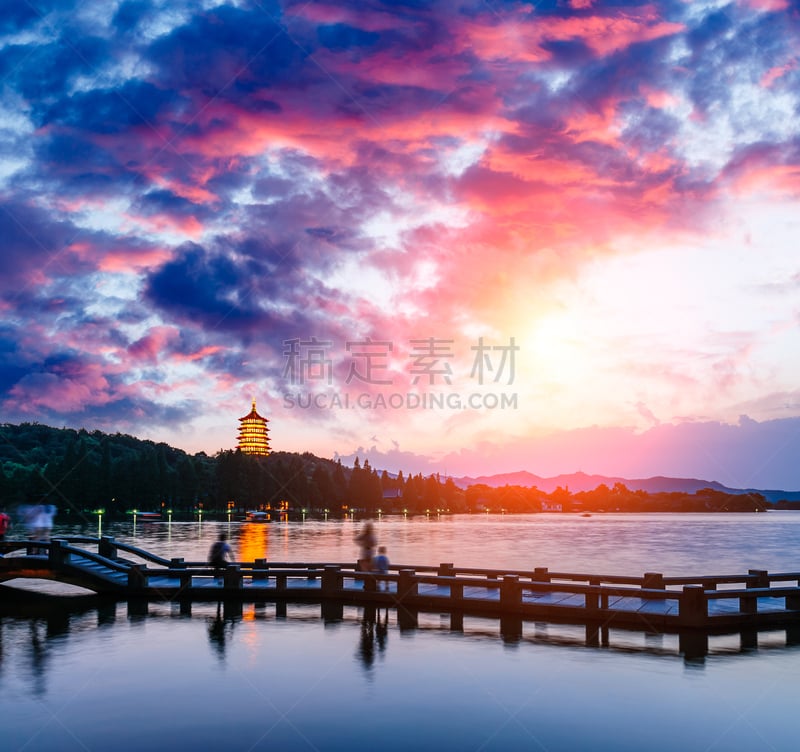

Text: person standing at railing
xmin=21 ymin=503 xmax=41 ymax=541
xmin=35 ymin=505 xmax=56 ymax=544
xmin=208 ymin=532 xmax=234 ymax=582
xmin=354 ymin=521 xmax=377 ymax=571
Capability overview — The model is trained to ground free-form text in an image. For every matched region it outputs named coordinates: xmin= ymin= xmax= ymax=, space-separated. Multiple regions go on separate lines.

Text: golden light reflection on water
xmin=238 ymin=522 xmax=269 ymax=562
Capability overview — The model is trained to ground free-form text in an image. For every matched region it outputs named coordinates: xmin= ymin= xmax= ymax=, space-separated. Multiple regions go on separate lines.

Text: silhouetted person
xmin=354 ymin=521 xmax=377 ymax=571
xmin=373 ymin=545 xmax=390 ymax=590
xmin=208 ymin=532 xmax=233 ymax=581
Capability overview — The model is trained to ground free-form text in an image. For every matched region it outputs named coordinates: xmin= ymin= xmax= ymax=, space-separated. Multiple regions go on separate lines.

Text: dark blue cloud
xmin=41 ymin=80 xmax=180 ymax=134
xmin=0 ymin=332 xmax=30 ymax=393
xmin=539 ymin=38 xmax=594 ymax=67
xmin=0 ymin=200 xmax=77 ymax=284
xmin=147 ymin=5 xmax=308 ymax=101
xmin=32 ymin=132 xmax=126 ymax=197
xmin=144 ymin=243 xmax=284 ymax=333
xmin=2 ymin=34 xmax=110 ymax=109
xmin=317 ymin=23 xmax=381 ymax=51
xmin=133 ymin=189 xmax=213 ymax=224
xmin=112 ymin=0 xmax=151 ymax=33
xmin=0 ymin=0 xmax=41 ymax=33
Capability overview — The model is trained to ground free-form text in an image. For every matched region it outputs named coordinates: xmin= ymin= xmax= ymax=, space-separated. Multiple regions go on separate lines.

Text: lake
xmin=3 ymin=513 xmax=800 ymax=751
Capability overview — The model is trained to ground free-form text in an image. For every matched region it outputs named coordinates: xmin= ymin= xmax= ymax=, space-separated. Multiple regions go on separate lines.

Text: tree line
xmin=0 ymin=423 xmax=769 ymax=521
xmin=0 ymin=423 xmax=460 ymax=519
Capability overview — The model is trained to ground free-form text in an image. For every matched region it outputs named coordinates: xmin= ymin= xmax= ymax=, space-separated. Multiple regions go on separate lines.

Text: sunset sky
xmin=1 ymin=0 xmax=799 ymax=489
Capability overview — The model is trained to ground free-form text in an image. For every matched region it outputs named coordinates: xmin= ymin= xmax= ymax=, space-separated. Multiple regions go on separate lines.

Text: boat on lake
xmin=130 ymin=511 xmax=161 ymax=521
xmin=245 ymin=511 xmax=271 ymax=522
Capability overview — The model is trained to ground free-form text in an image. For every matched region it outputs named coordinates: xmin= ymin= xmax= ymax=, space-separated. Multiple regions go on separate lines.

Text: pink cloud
xmin=175 ymin=345 xmax=225 ymax=362
xmin=742 ymin=0 xmax=790 ymax=11
xmin=122 ymin=211 xmax=204 ymax=239
xmin=458 ymin=8 xmax=683 ymax=63
xmin=760 ymin=60 xmax=797 ymax=88
xmin=128 ymin=326 xmax=181 ymax=362
xmin=641 ymin=86 xmax=679 ymax=109
xmin=8 ymin=363 xmax=113 ymax=412
xmin=68 ymin=240 xmax=173 ymax=273
xmin=731 ymin=163 xmax=800 ymax=198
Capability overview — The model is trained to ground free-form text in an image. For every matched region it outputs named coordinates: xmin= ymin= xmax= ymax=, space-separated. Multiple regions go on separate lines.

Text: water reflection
xmin=56 ymin=511 xmax=800 ymax=577
xmin=5 ymin=595 xmax=800 ymax=681
xmin=4 ymin=598 xmax=800 ymax=752
xmin=207 ymin=602 xmax=236 ymax=662
xmin=238 ymin=522 xmax=269 ymax=563
xmin=357 ymin=606 xmax=389 ymax=674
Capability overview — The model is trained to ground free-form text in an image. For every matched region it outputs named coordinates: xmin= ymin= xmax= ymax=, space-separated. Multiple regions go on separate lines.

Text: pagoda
xmin=237 ymin=398 xmax=271 ymax=456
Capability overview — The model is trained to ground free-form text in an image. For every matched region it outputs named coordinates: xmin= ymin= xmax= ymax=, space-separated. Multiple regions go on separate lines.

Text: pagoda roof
xmin=239 ymin=398 xmax=268 ymax=422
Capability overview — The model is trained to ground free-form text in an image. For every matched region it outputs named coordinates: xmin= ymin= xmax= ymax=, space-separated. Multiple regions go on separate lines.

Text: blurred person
xmin=208 ymin=532 xmax=233 ymax=581
xmin=35 ymin=504 xmax=56 ymax=543
xmin=354 ymin=520 xmax=377 ymax=571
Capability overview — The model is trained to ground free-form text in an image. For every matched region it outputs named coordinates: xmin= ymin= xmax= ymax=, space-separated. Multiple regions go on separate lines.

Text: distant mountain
xmin=450 ymin=471 xmax=800 ymax=503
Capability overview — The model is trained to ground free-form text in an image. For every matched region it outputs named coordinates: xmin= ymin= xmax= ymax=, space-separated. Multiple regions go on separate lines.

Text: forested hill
xmin=0 ymin=422 xmax=359 ymax=517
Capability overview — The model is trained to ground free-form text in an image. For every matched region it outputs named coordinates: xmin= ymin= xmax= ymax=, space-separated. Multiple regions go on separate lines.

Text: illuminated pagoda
xmin=237 ymin=398 xmax=271 ymax=456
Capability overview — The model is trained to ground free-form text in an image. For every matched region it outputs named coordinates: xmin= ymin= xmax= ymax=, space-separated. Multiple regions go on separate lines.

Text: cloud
xmin=1 ymin=0 xmax=799 ymax=484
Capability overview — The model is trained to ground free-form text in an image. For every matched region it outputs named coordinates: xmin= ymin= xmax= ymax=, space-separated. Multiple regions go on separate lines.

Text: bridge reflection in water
xmin=4 ymin=535 xmax=800 ymax=664
xmin=3 ymin=593 xmax=800 ymax=671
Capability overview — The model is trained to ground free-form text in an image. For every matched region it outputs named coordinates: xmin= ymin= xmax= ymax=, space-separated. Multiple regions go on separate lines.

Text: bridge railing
xmin=5 ymin=541 xmax=800 ymax=630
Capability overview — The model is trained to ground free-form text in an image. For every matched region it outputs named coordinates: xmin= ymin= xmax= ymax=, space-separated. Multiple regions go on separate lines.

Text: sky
xmin=1 ymin=0 xmax=799 ymax=489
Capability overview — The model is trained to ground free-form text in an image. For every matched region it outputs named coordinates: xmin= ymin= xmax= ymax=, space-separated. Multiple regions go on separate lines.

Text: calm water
xmin=3 ymin=513 xmax=800 ymax=752
xmin=53 ymin=509 xmax=800 ymax=574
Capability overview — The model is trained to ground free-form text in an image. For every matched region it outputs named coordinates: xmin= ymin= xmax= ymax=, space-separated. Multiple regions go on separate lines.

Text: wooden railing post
xmin=99 ymin=535 xmax=118 ymax=561
xmin=398 ymin=569 xmax=417 ymax=600
xmin=224 ymin=565 xmax=242 ymax=590
xmin=48 ymin=538 xmax=70 ymax=567
xmin=533 ymin=567 xmax=550 ymax=582
xmin=748 ymin=569 xmax=769 ymax=589
xmin=786 ymin=592 xmax=800 ymax=611
xmin=127 ymin=564 xmax=147 ymax=590
xmin=501 ymin=574 xmax=522 ymax=609
xmin=253 ymin=558 xmax=267 ymax=582
xmin=169 ymin=557 xmax=184 ymax=568
xmin=322 ymin=565 xmax=342 ymax=597
xmin=743 ymin=570 xmax=768 ymax=615
xmin=740 ymin=592 xmax=758 ymax=615
xmin=585 ymin=586 xmax=599 ymax=613
xmin=643 ymin=572 xmax=664 ymax=589
xmin=450 ymin=581 xmax=464 ymax=603
xmin=679 ymin=585 xmax=707 ymax=627
xmin=438 ymin=562 xmax=455 ymax=577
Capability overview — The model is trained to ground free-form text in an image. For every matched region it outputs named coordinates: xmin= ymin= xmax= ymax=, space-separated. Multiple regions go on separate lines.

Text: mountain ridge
xmin=450 ymin=470 xmax=800 ymax=502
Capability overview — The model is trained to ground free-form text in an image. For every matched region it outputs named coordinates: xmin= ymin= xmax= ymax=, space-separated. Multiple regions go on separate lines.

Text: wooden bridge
xmin=3 ymin=536 xmax=800 ymax=637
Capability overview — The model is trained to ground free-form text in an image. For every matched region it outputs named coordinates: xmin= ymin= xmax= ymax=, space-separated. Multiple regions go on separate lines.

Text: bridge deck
xmin=3 ymin=537 xmax=800 ymax=633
